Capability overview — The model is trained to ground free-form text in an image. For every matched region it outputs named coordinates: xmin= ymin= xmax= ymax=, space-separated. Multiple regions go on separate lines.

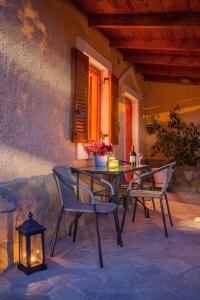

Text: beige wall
xmin=0 ymin=0 xmax=144 ymax=182
xmin=144 ymin=80 xmax=200 ymax=158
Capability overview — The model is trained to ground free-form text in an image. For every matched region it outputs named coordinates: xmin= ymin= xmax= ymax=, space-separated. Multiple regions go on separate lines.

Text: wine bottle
xmin=129 ymin=145 xmax=136 ymax=166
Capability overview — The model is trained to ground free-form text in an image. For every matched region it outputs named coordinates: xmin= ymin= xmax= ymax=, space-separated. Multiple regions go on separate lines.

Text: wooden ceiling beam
xmin=124 ymin=53 xmax=200 ymax=67
xmin=144 ymin=74 xmax=200 ymax=86
xmin=110 ymin=38 xmax=200 ymax=51
xmin=88 ymin=13 xmax=200 ymax=28
xmin=135 ymin=64 xmax=200 ymax=77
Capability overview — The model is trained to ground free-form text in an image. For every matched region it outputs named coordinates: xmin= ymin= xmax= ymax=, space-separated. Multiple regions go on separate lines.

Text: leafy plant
xmin=146 ymin=105 xmax=200 ymax=166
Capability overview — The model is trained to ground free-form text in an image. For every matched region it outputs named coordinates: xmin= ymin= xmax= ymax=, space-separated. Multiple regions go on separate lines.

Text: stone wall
xmin=170 ymin=166 xmax=200 ymax=193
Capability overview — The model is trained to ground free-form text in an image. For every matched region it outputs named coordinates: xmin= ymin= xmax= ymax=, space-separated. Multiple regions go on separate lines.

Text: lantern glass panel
xmin=19 ymin=235 xmax=27 ymax=267
xmin=30 ymin=234 xmax=43 ymax=267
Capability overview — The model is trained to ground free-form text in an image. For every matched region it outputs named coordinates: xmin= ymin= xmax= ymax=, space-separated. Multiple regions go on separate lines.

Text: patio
xmin=1 ymin=192 xmax=200 ymax=300
xmin=0 ymin=0 xmax=200 ymax=299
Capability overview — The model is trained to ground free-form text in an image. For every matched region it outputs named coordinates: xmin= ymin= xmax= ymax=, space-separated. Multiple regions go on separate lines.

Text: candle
xmin=31 ymin=256 xmax=36 ymax=263
xmin=109 ymin=159 xmax=119 ymax=168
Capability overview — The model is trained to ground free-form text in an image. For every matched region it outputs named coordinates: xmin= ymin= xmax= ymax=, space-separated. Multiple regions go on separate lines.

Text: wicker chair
xmin=121 ymin=162 xmax=176 ymax=237
xmin=50 ymin=165 xmax=123 ymax=268
xmin=118 ymin=160 xmax=156 ymax=216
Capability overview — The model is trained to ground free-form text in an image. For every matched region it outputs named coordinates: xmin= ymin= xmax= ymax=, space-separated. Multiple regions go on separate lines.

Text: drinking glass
xmin=138 ymin=153 xmax=143 ymax=165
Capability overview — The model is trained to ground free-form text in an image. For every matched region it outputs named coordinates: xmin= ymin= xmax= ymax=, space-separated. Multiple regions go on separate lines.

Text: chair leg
xmin=72 ymin=212 xmax=79 ymax=243
xmin=160 ymin=197 xmax=168 ymax=237
xmin=121 ymin=195 xmax=128 ymax=234
xmin=69 ymin=212 xmax=83 ymax=237
xmin=113 ymin=209 xmax=123 ymax=247
xmin=142 ymin=197 xmax=150 ymax=218
xmin=50 ymin=206 xmax=64 ymax=257
xmin=150 ymin=186 xmax=156 ymax=211
xmin=164 ymin=192 xmax=173 ymax=227
xmin=152 ymin=198 xmax=156 ymax=211
xmin=132 ymin=197 xmax=138 ymax=223
xmin=93 ymin=205 xmax=103 ymax=268
xmin=142 ymin=197 xmax=146 ymax=217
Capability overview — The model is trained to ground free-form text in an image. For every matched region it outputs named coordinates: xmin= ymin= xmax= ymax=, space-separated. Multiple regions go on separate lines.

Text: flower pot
xmin=152 ymin=167 xmax=167 ymax=188
xmin=94 ymin=155 xmax=108 ymax=167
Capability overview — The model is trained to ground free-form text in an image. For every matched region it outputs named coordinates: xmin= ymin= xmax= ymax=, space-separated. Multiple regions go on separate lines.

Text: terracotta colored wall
xmin=0 ymin=0 xmax=143 ymax=181
xmin=144 ymin=81 xmax=200 ymax=159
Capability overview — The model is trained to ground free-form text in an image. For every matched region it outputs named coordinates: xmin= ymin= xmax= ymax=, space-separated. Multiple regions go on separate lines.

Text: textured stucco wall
xmin=144 ymin=81 xmax=200 ymax=158
xmin=0 ymin=0 xmax=142 ymax=182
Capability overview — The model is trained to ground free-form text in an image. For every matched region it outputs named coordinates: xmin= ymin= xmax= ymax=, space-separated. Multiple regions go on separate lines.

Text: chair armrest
xmin=128 ymin=178 xmax=140 ymax=190
xmin=71 ymin=168 xmax=114 ymax=196
xmin=55 ymin=173 xmax=97 ymax=204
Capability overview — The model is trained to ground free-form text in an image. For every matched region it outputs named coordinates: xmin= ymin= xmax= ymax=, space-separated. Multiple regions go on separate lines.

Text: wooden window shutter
xmin=110 ymin=73 xmax=119 ymax=145
xmin=71 ymin=48 xmax=89 ymax=142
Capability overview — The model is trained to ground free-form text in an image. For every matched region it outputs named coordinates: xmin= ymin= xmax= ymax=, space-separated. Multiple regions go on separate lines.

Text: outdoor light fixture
xmin=16 ymin=212 xmax=47 ymax=274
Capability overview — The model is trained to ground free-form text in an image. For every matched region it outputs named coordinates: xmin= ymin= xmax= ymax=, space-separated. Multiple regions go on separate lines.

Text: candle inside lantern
xmin=31 ymin=256 xmax=36 ymax=263
xmin=109 ymin=159 xmax=119 ymax=168
xmin=107 ymin=155 xmax=115 ymax=165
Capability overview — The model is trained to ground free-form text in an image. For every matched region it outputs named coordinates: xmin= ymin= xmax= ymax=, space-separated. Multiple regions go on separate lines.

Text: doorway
xmin=125 ymin=98 xmax=132 ymax=162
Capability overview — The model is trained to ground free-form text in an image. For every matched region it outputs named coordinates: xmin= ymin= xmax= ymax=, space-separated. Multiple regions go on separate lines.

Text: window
xmin=88 ymin=66 xmax=101 ymax=141
xmin=71 ymin=47 xmax=119 ymax=145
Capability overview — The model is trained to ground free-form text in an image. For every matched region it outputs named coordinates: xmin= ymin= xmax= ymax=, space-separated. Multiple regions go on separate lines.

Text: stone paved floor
xmin=1 ymin=192 xmax=200 ymax=300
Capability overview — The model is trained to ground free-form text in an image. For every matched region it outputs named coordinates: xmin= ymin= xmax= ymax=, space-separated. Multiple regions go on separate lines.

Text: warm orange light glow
xmin=88 ymin=66 xmax=101 ymax=141
xmin=31 ymin=256 xmax=36 ymax=263
xmin=146 ymin=104 xmax=200 ymax=123
xmin=108 ymin=159 xmax=119 ymax=169
xmin=0 ymin=0 xmax=6 ymax=6
xmin=17 ymin=1 xmax=47 ymax=52
xmin=125 ymin=99 xmax=132 ymax=161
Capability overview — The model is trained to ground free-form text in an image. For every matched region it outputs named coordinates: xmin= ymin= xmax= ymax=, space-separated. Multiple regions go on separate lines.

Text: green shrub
xmin=146 ymin=106 xmax=200 ymax=166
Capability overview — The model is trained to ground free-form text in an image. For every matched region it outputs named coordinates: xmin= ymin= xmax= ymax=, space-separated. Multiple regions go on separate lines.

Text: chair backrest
xmin=53 ymin=165 xmax=77 ymax=207
xmin=160 ymin=162 xmax=176 ymax=193
xmin=152 ymin=168 xmax=167 ymax=188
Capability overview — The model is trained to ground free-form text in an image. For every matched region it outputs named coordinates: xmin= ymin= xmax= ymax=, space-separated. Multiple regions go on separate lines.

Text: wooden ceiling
xmin=71 ymin=0 xmax=200 ymax=85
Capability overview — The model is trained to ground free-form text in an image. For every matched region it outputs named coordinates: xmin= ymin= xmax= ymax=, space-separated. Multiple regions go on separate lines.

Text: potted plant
xmin=146 ymin=106 xmax=200 ymax=188
xmin=84 ymin=141 xmax=113 ymax=167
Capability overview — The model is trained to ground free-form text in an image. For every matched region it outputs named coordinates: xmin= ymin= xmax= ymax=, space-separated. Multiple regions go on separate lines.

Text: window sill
xmin=75 ymin=143 xmax=90 ymax=160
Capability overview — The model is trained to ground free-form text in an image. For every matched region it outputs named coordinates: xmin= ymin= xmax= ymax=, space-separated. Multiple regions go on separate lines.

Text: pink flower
xmin=84 ymin=141 xmax=114 ymax=156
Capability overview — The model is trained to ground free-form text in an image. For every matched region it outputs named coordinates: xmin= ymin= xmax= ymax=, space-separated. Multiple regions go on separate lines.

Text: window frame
xmin=88 ymin=64 xmax=101 ymax=142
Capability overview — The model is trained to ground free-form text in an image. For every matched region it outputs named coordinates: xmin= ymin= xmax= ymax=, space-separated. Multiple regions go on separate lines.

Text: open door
xmin=125 ymin=98 xmax=132 ymax=161
xmin=125 ymin=98 xmax=132 ymax=181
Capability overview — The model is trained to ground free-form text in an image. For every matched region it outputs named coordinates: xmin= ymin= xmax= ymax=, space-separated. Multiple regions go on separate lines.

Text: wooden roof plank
xmin=135 ymin=64 xmax=200 ymax=77
xmin=88 ymin=13 xmax=200 ymax=28
xmin=124 ymin=53 xmax=200 ymax=67
xmin=110 ymin=38 xmax=200 ymax=50
xmin=144 ymin=74 xmax=200 ymax=85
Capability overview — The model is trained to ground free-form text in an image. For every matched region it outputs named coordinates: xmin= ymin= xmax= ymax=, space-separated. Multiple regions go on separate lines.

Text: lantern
xmin=16 ymin=212 xmax=47 ymax=274
xmin=108 ymin=159 xmax=119 ymax=169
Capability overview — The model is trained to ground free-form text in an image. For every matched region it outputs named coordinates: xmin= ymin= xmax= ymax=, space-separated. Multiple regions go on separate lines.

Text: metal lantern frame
xmin=16 ymin=212 xmax=47 ymax=275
